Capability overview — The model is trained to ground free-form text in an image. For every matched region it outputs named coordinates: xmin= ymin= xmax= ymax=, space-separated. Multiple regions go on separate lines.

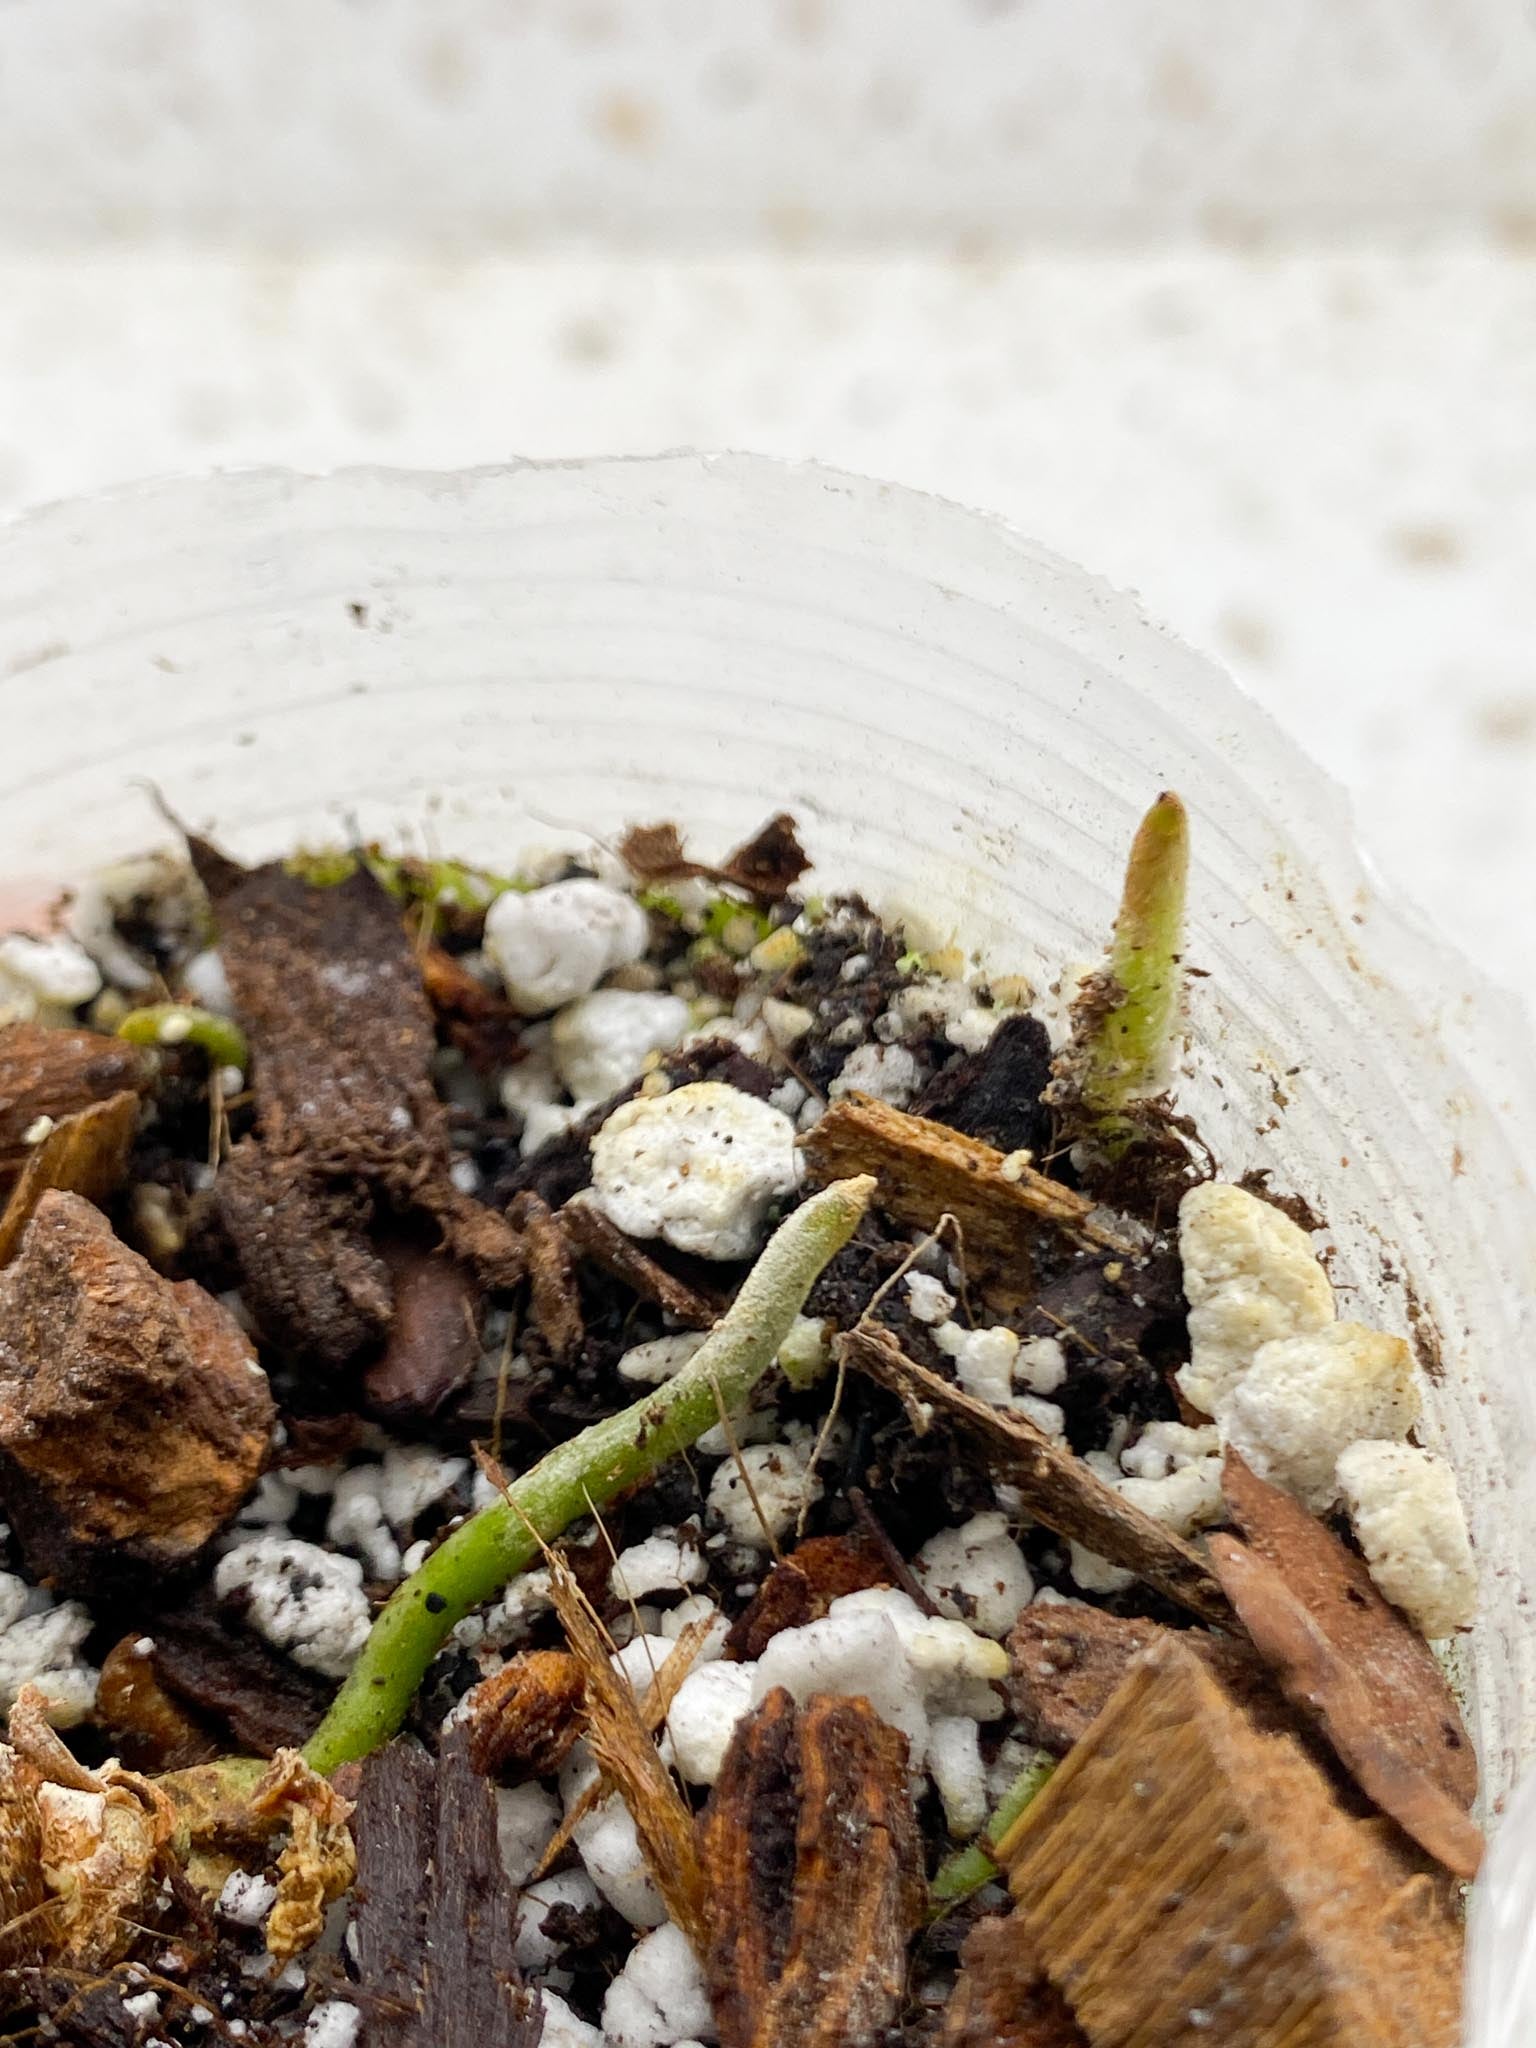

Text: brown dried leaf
xmin=619 ymin=820 xmax=697 ymax=883
xmin=0 ymin=1191 xmax=274 ymax=1589
xmin=801 ymin=1094 xmax=1135 ymax=1305
xmin=0 ymin=1743 xmax=47 ymax=1965
xmin=718 ymin=813 xmax=811 ymax=901
xmin=460 ymin=1649 xmax=586 ymax=1781
xmin=96 ymin=1638 xmax=219 ymax=1774
xmin=997 ymin=1637 xmax=1465 ymax=2048
xmin=5 ymin=1687 xmax=178 ymax=1972
xmin=619 ymin=813 xmax=810 ymax=903
xmin=547 ymin=1554 xmax=709 ymax=1949
xmin=1208 ymin=1533 xmax=1484 ymax=1880
xmin=699 ymin=1687 xmax=923 ymax=2048
xmin=509 ymin=1189 xmax=584 ymax=1360
xmin=250 ymin=1750 xmax=356 ymax=1961
xmin=942 ymin=1915 xmax=1088 ymax=2048
xmin=0 ymin=1022 xmax=151 ymax=1183
xmin=1222 ymin=1449 xmax=1477 ymax=1807
xmin=725 ymin=1531 xmax=893 ymax=1660
xmin=362 ymin=1242 xmax=481 ymax=1424
xmin=0 ymin=1089 xmax=140 ymax=1265
xmin=559 ymin=1195 xmax=723 ymax=1327
xmin=839 ymin=1324 xmax=1229 ymax=1625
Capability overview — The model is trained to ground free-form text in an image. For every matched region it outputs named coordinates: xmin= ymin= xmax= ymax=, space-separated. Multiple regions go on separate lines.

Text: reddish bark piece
xmin=0 ymin=1022 xmax=150 ymax=1182
xmin=0 ymin=1191 xmax=273 ymax=1590
xmin=1007 ymin=1603 xmax=1171 ymax=1754
xmin=942 ymin=1914 xmax=1088 ymax=2047
xmin=699 ymin=1688 xmax=923 ymax=2048
xmin=417 ymin=937 xmax=524 ymax=1071
xmin=459 ymin=1649 xmax=586 ymax=1781
xmin=95 ymin=1637 xmax=219 ymax=1773
xmin=1007 ymin=1600 xmax=1290 ymax=1756
xmin=362 ymin=1243 xmax=481 ymax=1423
xmin=1221 ymin=1450 xmax=1477 ymax=1807
xmin=725 ymin=1532 xmax=893 ymax=1660
xmin=348 ymin=1731 xmax=541 ymax=2048
xmin=997 ymin=1637 xmax=1465 ymax=2048
xmin=1209 ymin=1534 xmax=1484 ymax=1880
xmin=0 ymin=1090 xmax=140 ymax=1266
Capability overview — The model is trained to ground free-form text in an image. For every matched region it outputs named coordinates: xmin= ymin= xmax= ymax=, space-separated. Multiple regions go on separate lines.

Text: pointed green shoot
xmin=1078 ymin=791 xmax=1190 ymax=1118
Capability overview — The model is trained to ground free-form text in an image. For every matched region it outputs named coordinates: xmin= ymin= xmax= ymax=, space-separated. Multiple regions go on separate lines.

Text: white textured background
xmin=1 ymin=0 xmax=1534 ymax=1008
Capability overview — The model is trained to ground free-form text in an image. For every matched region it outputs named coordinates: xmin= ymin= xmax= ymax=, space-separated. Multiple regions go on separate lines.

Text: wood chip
xmin=725 ymin=1531 xmax=893 ymax=1660
xmin=560 ymin=1195 xmax=722 ymax=1327
xmin=459 ymin=1649 xmax=586 ymax=1781
xmin=190 ymin=844 xmax=524 ymax=1363
xmin=348 ymin=1730 xmax=540 ymax=2048
xmin=699 ymin=1686 xmax=924 ymax=2048
xmin=800 ymin=1094 xmax=1136 ymax=1297
xmin=508 ymin=1190 xmax=584 ymax=1360
xmin=148 ymin=1596 xmax=331 ymax=1759
xmin=838 ymin=1324 xmax=1229 ymax=1625
xmin=96 ymin=1636 xmax=219 ymax=1772
xmin=1007 ymin=1601 xmax=1291 ymax=1756
xmin=0 ymin=1021 xmax=150 ymax=1184
xmin=0 ymin=1089 xmax=139 ymax=1265
xmin=1209 ymin=1533 xmax=1483 ymax=1880
xmin=942 ymin=1914 xmax=1088 ymax=2047
xmin=1221 ymin=1449 xmax=1478 ymax=1808
xmin=0 ymin=1191 xmax=274 ymax=1589
xmin=361 ymin=1242 xmax=482 ymax=1423
xmin=996 ymin=1636 xmax=1465 ymax=2048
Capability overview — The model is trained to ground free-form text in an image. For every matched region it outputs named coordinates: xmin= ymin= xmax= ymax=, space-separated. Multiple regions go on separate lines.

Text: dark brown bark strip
xmin=348 ymin=1731 xmax=541 ymax=2048
xmin=838 ymin=1323 xmax=1229 ymax=1625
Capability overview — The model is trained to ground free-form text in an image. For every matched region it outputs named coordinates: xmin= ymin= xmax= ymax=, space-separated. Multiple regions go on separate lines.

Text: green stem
xmin=1079 ymin=790 xmax=1189 ymax=1120
xmin=928 ymin=1750 xmax=1054 ymax=1916
xmin=303 ymin=1175 xmax=876 ymax=1775
xmin=118 ymin=1003 xmax=249 ymax=1072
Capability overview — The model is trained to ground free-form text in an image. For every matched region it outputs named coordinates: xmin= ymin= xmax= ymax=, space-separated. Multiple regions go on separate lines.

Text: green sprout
xmin=701 ymin=897 xmax=773 ymax=954
xmin=1074 ymin=790 xmax=1190 ymax=1126
xmin=928 ymin=1749 xmax=1055 ymax=1916
xmin=283 ymin=846 xmax=525 ymax=910
xmin=303 ymin=1175 xmax=876 ymax=1774
xmin=118 ymin=1004 xmax=249 ymax=1072
xmin=636 ymin=885 xmax=690 ymax=922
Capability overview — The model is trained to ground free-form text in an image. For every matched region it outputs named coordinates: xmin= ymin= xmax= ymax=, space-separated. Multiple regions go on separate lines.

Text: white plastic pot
xmin=2 ymin=453 xmax=1531 ymax=2034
